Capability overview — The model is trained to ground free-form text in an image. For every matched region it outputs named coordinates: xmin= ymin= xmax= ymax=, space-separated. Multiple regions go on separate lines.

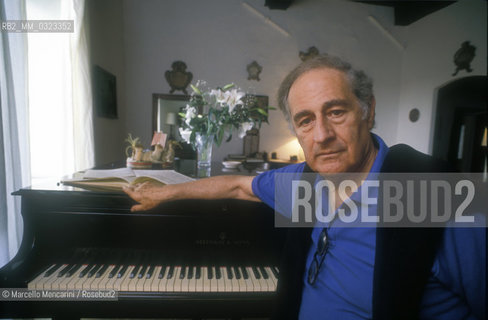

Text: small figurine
xmin=161 ymin=140 xmax=182 ymax=167
xmin=165 ymin=61 xmax=193 ymax=94
xmin=452 ymin=41 xmax=476 ymax=76
xmin=125 ymin=133 xmax=143 ymax=161
xmin=150 ymin=131 xmax=168 ymax=163
xmin=125 ymin=133 xmax=152 ymax=169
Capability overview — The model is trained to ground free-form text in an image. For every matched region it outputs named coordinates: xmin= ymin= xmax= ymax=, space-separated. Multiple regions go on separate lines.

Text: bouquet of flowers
xmin=178 ymin=81 xmax=270 ymax=148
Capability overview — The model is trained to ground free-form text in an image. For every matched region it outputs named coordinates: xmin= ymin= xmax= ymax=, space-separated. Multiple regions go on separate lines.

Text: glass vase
xmin=195 ymin=133 xmax=214 ymax=168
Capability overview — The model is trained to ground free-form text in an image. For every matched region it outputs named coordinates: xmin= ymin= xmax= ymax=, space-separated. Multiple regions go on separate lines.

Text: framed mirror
xmin=152 ymin=93 xmax=189 ymax=139
xmin=152 ymin=93 xmax=197 ymax=160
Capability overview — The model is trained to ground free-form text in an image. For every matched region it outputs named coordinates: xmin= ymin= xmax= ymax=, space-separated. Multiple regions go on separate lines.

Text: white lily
xmin=179 ymin=128 xmax=192 ymax=143
xmin=210 ymin=89 xmax=226 ymax=105
xmin=225 ymin=89 xmax=245 ymax=114
xmin=238 ymin=121 xmax=254 ymax=138
xmin=184 ymin=105 xmax=197 ymax=126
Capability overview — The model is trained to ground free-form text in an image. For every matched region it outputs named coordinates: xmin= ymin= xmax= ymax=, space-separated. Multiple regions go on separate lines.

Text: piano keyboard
xmin=28 ymin=263 xmax=279 ymax=293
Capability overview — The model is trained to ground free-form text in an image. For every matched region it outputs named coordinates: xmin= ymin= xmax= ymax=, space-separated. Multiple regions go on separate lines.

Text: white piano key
xmin=52 ymin=264 xmax=81 ymax=290
xmin=247 ymin=267 xmax=262 ymax=292
xmin=230 ymin=267 xmax=240 ymax=292
xmin=147 ymin=266 xmax=161 ymax=291
xmin=196 ymin=267 xmax=205 ymax=292
xmin=165 ymin=266 xmax=177 ymax=292
xmin=209 ymin=266 xmax=218 ymax=292
xmin=141 ymin=266 xmax=156 ymax=292
xmin=265 ymin=266 xmax=278 ymax=292
xmin=186 ymin=266 xmax=196 ymax=292
xmin=217 ymin=267 xmax=226 ymax=292
xmin=94 ymin=265 xmax=113 ymax=290
xmin=202 ymin=267 xmax=210 ymax=292
xmin=62 ymin=267 xmax=85 ymax=290
xmin=28 ymin=265 xmax=56 ymax=290
xmin=120 ymin=266 xmax=136 ymax=291
xmin=70 ymin=265 xmax=89 ymax=290
xmin=237 ymin=267 xmax=248 ymax=292
xmin=242 ymin=266 xmax=254 ymax=292
xmin=40 ymin=264 xmax=69 ymax=290
xmin=173 ymin=267 xmax=183 ymax=292
xmin=127 ymin=272 xmax=139 ymax=292
xmin=181 ymin=266 xmax=195 ymax=292
xmin=221 ymin=267 xmax=232 ymax=292
xmin=156 ymin=266 xmax=169 ymax=292
xmin=257 ymin=268 xmax=269 ymax=292
xmin=103 ymin=266 xmax=119 ymax=291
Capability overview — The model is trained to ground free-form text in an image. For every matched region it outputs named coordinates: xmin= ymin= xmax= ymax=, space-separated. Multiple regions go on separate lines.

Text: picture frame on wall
xmin=93 ymin=65 xmax=117 ymax=119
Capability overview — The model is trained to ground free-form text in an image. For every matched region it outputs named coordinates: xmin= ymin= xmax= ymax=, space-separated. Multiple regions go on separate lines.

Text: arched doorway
xmin=432 ymin=76 xmax=487 ymax=172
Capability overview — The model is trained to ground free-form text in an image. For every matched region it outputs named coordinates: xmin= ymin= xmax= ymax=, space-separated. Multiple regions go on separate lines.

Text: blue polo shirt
xmin=251 ymin=134 xmax=485 ymax=319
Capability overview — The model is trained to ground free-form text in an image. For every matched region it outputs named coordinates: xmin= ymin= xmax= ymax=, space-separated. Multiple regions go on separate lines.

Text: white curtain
xmin=0 ymin=0 xmax=31 ymax=267
xmin=0 ymin=0 xmax=94 ymax=267
xmin=28 ymin=0 xmax=94 ymax=182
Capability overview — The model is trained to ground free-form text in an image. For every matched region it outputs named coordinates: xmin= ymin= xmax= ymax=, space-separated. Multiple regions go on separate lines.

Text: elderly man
xmin=124 ymin=54 xmax=484 ymax=320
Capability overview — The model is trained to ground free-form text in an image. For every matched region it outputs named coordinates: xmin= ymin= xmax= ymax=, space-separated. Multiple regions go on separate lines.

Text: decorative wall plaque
xmin=299 ymin=46 xmax=319 ymax=61
xmin=409 ymin=108 xmax=420 ymax=122
xmin=452 ymin=41 xmax=476 ymax=76
xmin=165 ymin=61 xmax=193 ymax=94
xmin=247 ymin=61 xmax=262 ymax=81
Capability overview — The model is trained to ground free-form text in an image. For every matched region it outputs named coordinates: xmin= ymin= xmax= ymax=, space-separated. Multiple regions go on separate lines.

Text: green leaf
xmin=256 ymin=108 xmax=268 ymax=116
xmin=222 ymin=83 xmax=235 ymax=91
xmin=190 ymin=84 xmax=202 ymax=95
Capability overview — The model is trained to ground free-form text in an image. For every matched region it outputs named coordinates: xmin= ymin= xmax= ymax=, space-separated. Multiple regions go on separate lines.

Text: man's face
xmin=288 ymin=68 xmax=375 ymax=173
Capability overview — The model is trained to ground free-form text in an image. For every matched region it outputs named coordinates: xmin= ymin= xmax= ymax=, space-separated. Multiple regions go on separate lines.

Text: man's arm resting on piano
xmin=123 ymin=175 xmax=259 ymax=212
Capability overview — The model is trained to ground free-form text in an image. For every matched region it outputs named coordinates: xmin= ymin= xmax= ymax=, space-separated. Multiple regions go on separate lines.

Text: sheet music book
xmin=61 ymin=168 xmax=194 ymax=191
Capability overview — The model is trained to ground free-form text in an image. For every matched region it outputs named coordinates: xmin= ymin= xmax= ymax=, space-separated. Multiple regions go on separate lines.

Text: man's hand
xmin=123 ymin=182 xmax=165 ymax=212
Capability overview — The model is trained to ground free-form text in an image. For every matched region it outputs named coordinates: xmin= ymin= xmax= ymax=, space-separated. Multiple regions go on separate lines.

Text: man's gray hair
xmin=277 ymin=53 xmax=374 ymax=126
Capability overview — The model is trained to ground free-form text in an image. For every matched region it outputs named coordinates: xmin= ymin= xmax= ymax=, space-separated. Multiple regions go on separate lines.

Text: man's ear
xmin=367 ymin=96 xmax=376 ymax=130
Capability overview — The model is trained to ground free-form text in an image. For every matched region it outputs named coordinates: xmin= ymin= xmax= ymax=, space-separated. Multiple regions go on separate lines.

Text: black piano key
xmin=187 ymin=266 xmax=193 ymax=279
xmin=158 ymin=266 xmax=167 ymax=279
xmin=207 ymin=266 xmax=213 ymax=280
xmin=109 ymin=265 xmax=120 ymax=279
xmin=179 ymin=266 xmax=187 ymax=279
xmin=66 ymin=264 xmax=82 ymax=277
xmin=44 ymin=264 xmax=61 ymax=277
xmin=88 ymin=264 xmax=102 ymax=278
xmin=79 ymin=264 xmax=93 ymax=278
xmin=234 ymin=266 xmax=242 ymax=280
xmin=130 ymin=265 xmax=141 ymax=279
xmin=214 ymin=266 xmax=221 ymax=280
xmin=96 ymin=265 xmax=109 ymax=278
xmin=167 ymin=266 xmax=175 ymax=279
xmin=259 ymin=266 xmax=269 ymax=279
xmin=195 ymin=266 xmax=201 ymax=279
xmin=138 ymin=265 xmax=148 ymax=279
xmin=226 ymin=266 xmax=233 ymax=280
xmin=241 ymin=266 xmax=249 ymax=279
xmin=252 ymin=266 xmax=261 ymax=279
xmin=118 ymin=265 xmax=128 ymax=278
xmin=271 ymin=266 xmax=279 ymax=278
xmin=58 ymin=264 xmax=72 ymax=277
xmin=146 ymin=265 xmax=155 ymax=279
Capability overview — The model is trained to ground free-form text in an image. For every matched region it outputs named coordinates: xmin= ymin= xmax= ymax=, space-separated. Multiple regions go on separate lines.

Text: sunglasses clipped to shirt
xmin=307 ymin=228 xmax=329 ymax=285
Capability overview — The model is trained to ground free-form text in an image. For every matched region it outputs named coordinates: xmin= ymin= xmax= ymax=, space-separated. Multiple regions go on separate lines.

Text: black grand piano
xmin=0 ymin=162 xmax=285 ymax=319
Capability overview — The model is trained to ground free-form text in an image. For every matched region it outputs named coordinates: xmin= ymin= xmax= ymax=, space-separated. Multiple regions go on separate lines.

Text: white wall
xmin=121 ymin=0 xmax=404 ymax=162
xmin=88 ymin=0 xmax=127 ymax=165
xmin=90 ymin=0 xmax=486 ymax=164
xmin=396 ymin=0 xmax=487 ymax=154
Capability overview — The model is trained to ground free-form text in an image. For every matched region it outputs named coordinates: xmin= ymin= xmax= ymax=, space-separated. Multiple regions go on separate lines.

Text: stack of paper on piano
xmin=61 ymin=167 xmax=194 ymax=191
